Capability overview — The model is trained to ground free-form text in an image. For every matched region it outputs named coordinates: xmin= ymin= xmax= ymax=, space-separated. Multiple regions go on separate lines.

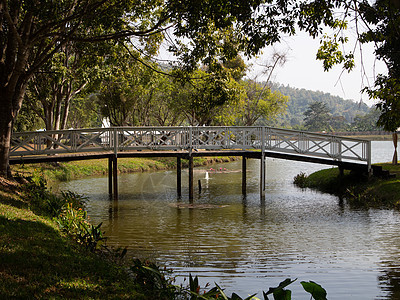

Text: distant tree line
xmin=258 ymin=84 xmax=383 ymax=132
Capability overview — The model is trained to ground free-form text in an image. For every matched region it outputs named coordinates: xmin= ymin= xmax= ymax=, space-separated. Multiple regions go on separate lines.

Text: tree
xmin=146 ymin=74 xmax=185 ymax=126
xmin=0 ymin=0 xmax=355 ymax=176
xmin=175 ymin=68 xmax=241 ymax=125
xmin=303 ymin=102 xmax=331 ymax=132
xmin=315 ymin=0 xmax=400 ymax=163
xmin=361 ymin=1 xmax=400 ymax=164
xmin=0 ymin=0 xmax=162 ymax=176
xmin=351 ymin=109 xmax=382 ymax=132
xmin=236 ymin=80 xmax=288 ymax=126
xmin=24 ymin=41 xmax=102 ymax=132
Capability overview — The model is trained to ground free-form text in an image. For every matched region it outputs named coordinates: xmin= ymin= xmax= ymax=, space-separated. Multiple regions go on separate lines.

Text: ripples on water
xmin=59 ymin=141 xmax=400 ymax=299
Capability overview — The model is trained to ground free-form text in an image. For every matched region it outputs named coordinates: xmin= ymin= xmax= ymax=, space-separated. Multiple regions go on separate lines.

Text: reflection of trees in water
xmin=379 ymin=262 xmax=400 ymax=299
xmin=377 ymin=226 xmax=400 ymax=299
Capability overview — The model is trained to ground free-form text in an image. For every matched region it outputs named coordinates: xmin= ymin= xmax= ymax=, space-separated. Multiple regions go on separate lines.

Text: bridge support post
xmin=242 ymin=155 xmax=247 ymax=195
xmin=260 ymin=153 xmax=266 ymax=199
xmin=260 ymin=127 xmax=266 ymax=199
xmin=177 ymin=156 xmax=182 ymax=198
xmin=189 ymin=155 xmax=194 ymax=202
xmin=113 ymin=155 xmax=118 ymax=200
xmin=108 ymin=156 xmax=113 ymax=195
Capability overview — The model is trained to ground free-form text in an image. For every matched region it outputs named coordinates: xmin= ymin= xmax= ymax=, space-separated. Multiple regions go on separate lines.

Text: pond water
xmin=58 ymin=141 xmax=400 ymax=299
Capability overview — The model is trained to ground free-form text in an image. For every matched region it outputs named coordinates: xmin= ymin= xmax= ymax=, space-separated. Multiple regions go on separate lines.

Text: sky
xmin=248 ymin=31 xmax=387 ymax=106
xmin=158 ymin=25 xmax=387 ymax=107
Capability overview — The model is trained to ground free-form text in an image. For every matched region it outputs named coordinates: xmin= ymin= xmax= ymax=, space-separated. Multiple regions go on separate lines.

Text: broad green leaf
xmin=265 ymin=278 xmax=296 ymax=295
xmin=300 ymin=281 xmax=327 ymax=300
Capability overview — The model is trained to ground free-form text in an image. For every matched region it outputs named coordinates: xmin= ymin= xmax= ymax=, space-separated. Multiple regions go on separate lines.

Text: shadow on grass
xmin=0 ymin=215 xmax=141 ymax=299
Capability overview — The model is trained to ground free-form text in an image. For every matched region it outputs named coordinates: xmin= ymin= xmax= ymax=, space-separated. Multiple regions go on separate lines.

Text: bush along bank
xmin=293 ymin=163 xmax=400 ymax=209
xmin=0 ymin=174 xmax=330 ymax=299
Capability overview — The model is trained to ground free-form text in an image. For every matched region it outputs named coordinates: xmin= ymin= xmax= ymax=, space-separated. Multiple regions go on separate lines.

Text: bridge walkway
xmin=10 ymin=126 xmax=373 ymax=201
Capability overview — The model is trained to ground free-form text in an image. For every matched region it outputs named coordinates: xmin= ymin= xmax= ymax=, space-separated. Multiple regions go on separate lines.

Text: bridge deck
xmin=10 ymin=126 xmax=373 ymax=200
xmin=9 ymin=149 xmax=370 ymax=174
xmin=10 ymin=126 xmax=371 ymax=167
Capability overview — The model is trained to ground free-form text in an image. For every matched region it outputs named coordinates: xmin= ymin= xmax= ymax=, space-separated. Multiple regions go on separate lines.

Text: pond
xmin=58 ymin=141 xmax=400 ymax=299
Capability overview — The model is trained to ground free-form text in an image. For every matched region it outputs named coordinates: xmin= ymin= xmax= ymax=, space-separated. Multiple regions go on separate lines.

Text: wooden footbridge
xmin=10 ymin=126 xmax=372 ymax=200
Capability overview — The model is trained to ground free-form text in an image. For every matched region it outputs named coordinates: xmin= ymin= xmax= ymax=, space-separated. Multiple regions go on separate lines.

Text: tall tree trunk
xmin=0 ymin=84 xmax=27 ymax=177
xmin=61 ymin=95 xmax=72 ymax=130
xmin=0 ymin=92 xmax=13 ymax=178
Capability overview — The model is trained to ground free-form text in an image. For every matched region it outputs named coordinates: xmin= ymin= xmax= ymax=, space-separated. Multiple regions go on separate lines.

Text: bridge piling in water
xmin=242 ymin=155 xmax=247 ymax=195
xmin=108 ymin=156 xmax=113 ymax=195
xmin=188 ymin=155 xmax=194 ymax=202
xmin=177 ymin=156 xmax=182 ymax=198
xmin=112 ymin=155 xmax=118 ymax=201
xmin=260 ymin=153 xmax=266 ymax=199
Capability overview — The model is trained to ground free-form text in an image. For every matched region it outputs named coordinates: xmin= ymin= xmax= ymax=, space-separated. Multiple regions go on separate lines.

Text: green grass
xmin=0 ymin=177 xmax=147 ymax=299
xmin=296 ymin=163 xmax=400 ymax=208
xmin=12 ymin=156 xmax=238 ymax=184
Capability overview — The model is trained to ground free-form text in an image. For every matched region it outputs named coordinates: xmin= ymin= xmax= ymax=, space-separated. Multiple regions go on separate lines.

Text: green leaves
xmin=316 ymin=34 xmax=354 ymax=72
xmin=264 ymin=278 xmax=327 ymax=300
xmin=300 ymin=281 xmax=328 ymax=300
xmin=264 ymin=278 xmax=296 ymax=300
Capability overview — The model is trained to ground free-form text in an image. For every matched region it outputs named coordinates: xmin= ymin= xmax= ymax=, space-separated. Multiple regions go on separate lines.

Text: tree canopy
xmin=2 ymin=0 xmax=400 ymax=175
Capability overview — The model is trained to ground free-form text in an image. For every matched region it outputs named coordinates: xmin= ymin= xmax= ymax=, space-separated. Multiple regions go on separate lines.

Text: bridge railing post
xmin=113 ymin=127 xmax=118 ymax=155
xmin=35 ymin=132 xmax=41 ymax=154
xmin=189 ymin=126 xmax=193 ymax=152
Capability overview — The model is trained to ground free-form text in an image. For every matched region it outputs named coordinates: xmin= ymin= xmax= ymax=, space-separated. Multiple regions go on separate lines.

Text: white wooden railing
xmin=10 ymin=126 xmax=371 ymax=168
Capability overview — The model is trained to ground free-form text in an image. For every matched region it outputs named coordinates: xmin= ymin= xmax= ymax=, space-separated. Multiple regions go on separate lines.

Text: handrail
xmin=10 ymin=126 xmax=371 ymax=170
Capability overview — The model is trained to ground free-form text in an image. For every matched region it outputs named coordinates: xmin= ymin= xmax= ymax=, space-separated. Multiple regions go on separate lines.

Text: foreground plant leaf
xmin=263 ymin=278 xmax=296 ymax=300
xmin=300 ymin=281 xmax=327 ymax=300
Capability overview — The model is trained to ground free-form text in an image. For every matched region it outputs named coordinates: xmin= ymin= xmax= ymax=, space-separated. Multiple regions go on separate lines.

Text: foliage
xmin=358 ymin=0 xmax=400 ymax=134
xmin=130 ymin=258 xmax=178 ymax=299
xmin=234 ymin=80 xmax=288 ymax=126
xmin=269 ymin=84 xmax=371 ymax=129
xmin=294 ymin=165 xmax=400 ymax=208
xmin=0 ymin=0 xmax=363 ymax=176
xmin=0 ymin=180 xmax=144 ymax=299
xmin=57 ymin=201 xmax=106 ymax=252
xmin=95 ymin=44 xmax=159 ymax=126
xmin=293 ymin=172 xmax=308 ymax=188
xmin=25 ymin=175 xmax=66 ymax=217
xmin=312 ymin=1 xmax=400 ymax=161
xmin=180 ymin=276 xmax=327 ymax=300
xmin=23 ymin=174 xmax=105 ymax=252
xmin=351 ymin=109 xmax=382 ymax=132
xmin=175 ymin=68 xmax=241 ymax=125
xmin=303 ymin=102 xmax=331 ymax=132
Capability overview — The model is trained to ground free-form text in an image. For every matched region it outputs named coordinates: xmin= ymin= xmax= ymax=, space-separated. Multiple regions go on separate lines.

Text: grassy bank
xmin=0 ymin=176 xmax=151 ymax=299
xmin=12 ymin=156 xmax=237 ymax=184
xmin=346 ymin=134 xmax=392 ymax=141
xmin=294 ymin=163 xmax=400 ymax=208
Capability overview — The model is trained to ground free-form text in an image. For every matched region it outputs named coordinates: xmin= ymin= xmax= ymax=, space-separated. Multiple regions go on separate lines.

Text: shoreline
xmin=294 ymin=163 xmax=400 ymax=208
xmin=12 ymin=156 xmax=239 ymax=185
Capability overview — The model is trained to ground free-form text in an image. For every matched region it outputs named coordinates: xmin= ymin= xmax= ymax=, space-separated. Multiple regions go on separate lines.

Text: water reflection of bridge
xmin=10 ymin=126 xmax=372 ymax=200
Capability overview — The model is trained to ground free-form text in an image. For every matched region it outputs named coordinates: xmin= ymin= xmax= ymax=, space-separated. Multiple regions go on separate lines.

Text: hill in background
xmin=261 ymin=83 xmax=372 ymax=129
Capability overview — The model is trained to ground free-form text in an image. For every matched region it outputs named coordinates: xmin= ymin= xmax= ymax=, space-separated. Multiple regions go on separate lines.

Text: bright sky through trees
xmin=250 ymin=31 xmax=387 ymax=105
